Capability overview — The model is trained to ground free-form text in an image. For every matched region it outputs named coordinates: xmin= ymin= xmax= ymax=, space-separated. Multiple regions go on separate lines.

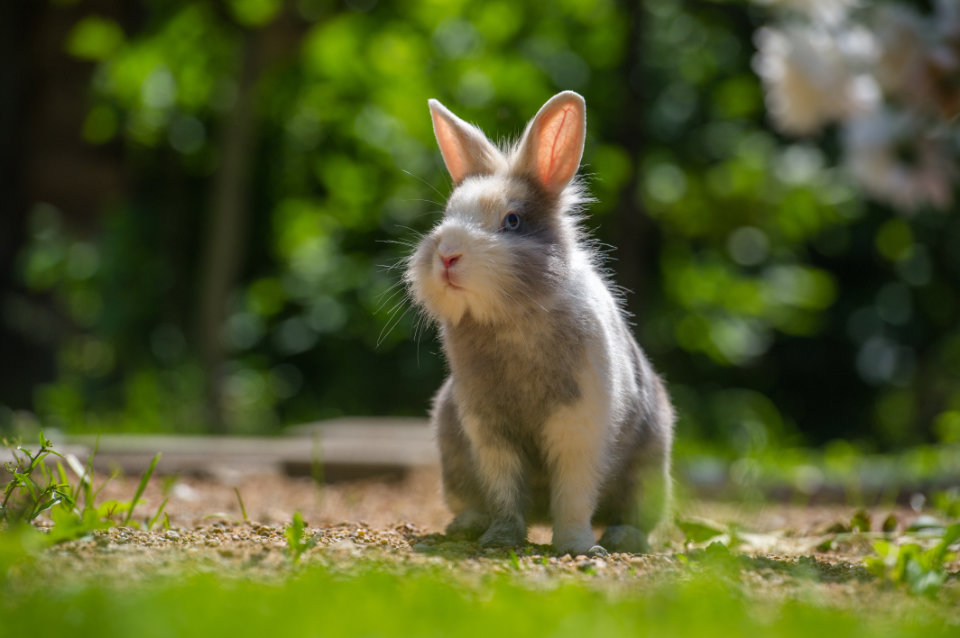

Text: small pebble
xmin=329 ymin=539 xmax=360 ymax=553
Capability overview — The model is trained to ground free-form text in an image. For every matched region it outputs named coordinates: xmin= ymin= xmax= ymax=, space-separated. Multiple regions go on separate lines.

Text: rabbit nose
xmin=440 ymin=253 xmax=461 ymax=269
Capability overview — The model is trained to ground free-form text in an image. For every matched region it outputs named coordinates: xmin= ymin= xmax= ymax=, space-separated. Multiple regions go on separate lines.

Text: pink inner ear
xmin=433 ymin=114 xmax=469 ymax=184
xmin=536 ymin=103 xmax=582 ymax=192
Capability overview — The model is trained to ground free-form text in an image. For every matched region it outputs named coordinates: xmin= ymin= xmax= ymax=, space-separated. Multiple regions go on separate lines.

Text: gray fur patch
xmin=434 ymin=378 xmax=487 ymax=513
xmin=435 ymin=305 xmax=587 ymax=525
xmin=442 ymin=308 xmax=585 ymax=437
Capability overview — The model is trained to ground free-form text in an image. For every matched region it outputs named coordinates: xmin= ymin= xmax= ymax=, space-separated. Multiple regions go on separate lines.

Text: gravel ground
xmin=22 ymin=464 xmax=954 ymax=606
xmin=86 ymin=464 xmax=919 ymax=546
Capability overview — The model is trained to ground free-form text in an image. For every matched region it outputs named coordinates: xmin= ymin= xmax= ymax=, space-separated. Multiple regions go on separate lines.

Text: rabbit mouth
xmin=442 ymin=270 xmax=464 ymax=290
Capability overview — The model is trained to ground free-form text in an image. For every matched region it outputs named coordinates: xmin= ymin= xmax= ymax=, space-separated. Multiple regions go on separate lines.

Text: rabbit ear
xmin=515 ymin=91 xmax=586 ymax=195
xmin=429 ymin=99 xmax=501 ymax=184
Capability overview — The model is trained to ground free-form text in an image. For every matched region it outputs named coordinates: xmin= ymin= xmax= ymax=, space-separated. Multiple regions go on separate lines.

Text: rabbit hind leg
xmin=435 ymin=381 xmax=491 ymax=539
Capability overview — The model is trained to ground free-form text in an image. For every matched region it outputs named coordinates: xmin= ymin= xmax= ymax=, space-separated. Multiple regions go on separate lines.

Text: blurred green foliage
xmin=4 ymin=0 xmax=960 ymax=451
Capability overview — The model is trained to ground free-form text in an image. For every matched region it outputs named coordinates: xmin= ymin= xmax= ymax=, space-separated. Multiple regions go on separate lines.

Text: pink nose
xmin=440 ymin=253 xmax=461 ymax=269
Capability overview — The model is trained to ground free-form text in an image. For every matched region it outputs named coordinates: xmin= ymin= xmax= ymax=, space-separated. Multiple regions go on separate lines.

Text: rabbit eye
xmin=503 ymin=212 xmax=521 ymax=232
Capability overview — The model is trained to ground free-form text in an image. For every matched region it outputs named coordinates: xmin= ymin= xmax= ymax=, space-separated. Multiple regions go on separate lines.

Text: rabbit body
xmin=407 ymin=92 xmax=673 ymax=555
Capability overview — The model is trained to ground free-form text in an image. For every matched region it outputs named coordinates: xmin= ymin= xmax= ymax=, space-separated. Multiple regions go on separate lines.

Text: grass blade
xmin=124 ymin=453 xmax=162 ymax=525
xmin=148 ymin=497 xmax=169 ymax=531
xmin=56 ymin=461 xmax=70 ymax=491
xmin=234 ymin=487 xmax=248 ymax=523
xmin=81 ymin=435 xmax=100 ymax=513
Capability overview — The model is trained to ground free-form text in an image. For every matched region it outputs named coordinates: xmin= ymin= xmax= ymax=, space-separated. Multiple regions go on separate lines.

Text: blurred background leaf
xmin=0 ymin=0 xmax=957 ymax=459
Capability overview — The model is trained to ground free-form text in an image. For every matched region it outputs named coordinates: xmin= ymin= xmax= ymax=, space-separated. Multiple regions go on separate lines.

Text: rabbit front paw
xmin=552 ymin=523 xmax=598 ymax=556
xmin=598 ymin=525 xmax=650 ymax=554
xmin=478 ymin=515 xmax=526 ymax=548
xmin=445 ymin=510 xmax=490 ymax=540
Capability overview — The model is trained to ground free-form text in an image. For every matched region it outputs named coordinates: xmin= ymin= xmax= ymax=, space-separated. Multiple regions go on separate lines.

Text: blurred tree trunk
xmin=196 ymin=33 xmax=261 ymax=433
xmin=0 ymin=2 xmax=51 ymax=409
xmin=612 ymin=1 xmax=657 ymax=322
xmin=0 ymin=1 xmax=34 ymax=364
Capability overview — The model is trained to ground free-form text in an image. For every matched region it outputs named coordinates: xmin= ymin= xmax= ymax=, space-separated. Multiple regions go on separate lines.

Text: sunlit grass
xmin=3 ymin=436 xmax=958 ymax=637
xmin=0 ymin=554 xmax=957 ymax=638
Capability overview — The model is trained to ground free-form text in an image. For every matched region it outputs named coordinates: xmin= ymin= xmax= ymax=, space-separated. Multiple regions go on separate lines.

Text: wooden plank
xmin=56 ymin=418 xmax=438 ymax=481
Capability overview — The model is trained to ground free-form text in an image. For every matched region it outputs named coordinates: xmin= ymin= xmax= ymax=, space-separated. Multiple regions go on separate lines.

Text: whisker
xmin=384 ymin=295 xmax=409 ymax=320
xmin=377 ymin=302 xmax=413 ymax=348
xmin=403 ymin=198 xmax=447 ymax=208
xmin=402 ymin=169 xmax=447 ymax=200
xmin=378 ymin=258 xmax=412 ymax=273
xmin=377 ymin=239 xmax=421 ymax=249
xmin=375 ymin=277 xmax=404 ymax=295
xmin=413 ymin=311 xmax=433 ymax=368
xmin=374 ymin=286 xmax=406 ymax=313
xmin=394 ymin=224 xmax=431 ymax=239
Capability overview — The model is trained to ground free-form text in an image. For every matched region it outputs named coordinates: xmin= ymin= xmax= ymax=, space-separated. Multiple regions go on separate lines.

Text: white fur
xmin=408 ymin=175 xmax=559 ymax=326
xmin=541 ymin=381 xmax=608 ymax=554
xmin=541 ymin=268 xmax=640 ymax=554
xmin=461 ymin=412 xmax=523 ymax=513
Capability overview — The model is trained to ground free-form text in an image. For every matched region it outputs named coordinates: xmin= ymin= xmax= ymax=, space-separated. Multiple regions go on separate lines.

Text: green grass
xmin=285 ymin=510 xmax=319 ymax=563
xmin=3 ymin=436 xmax=958 ymax=637
xmin=1 ymin=433 xmax=166 ymax=546
xmin=0 ymin=554 xmax=956 ymax=638
xmin=867 ymin=523 xmax=960 ymax=596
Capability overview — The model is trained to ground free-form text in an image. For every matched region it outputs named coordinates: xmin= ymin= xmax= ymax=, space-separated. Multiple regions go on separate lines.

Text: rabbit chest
xmin=441 ymin=305 xmax=592 ymax=442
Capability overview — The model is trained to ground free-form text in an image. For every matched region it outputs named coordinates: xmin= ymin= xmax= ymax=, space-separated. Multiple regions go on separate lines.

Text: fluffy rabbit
xmin=406 ymin=91 xmax=674 ymax=556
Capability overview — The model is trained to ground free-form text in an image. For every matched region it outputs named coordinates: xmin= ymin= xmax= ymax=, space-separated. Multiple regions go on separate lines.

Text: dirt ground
xmin=14 ymin=463 xmax=954 ymax=625
xmin=91 ymin=465 xmax=917 ymax=543
xmin=49 ymin=465 xmax=939 ymax=574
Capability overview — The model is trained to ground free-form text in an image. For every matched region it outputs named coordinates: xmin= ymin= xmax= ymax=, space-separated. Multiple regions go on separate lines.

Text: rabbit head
xmin=407 ymin=92 xmax=589 ymax=326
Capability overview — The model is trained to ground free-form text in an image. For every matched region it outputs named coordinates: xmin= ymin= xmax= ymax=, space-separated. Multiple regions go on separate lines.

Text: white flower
xmin=754 ymin=24 xmax=880 ymax=134
xmin=843 ymin=110 xmax=955 ymax=212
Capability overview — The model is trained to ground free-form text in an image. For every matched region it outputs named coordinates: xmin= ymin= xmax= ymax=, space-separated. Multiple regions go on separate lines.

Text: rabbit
xmin=405 ymin=91 xmax=674 ymax=556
